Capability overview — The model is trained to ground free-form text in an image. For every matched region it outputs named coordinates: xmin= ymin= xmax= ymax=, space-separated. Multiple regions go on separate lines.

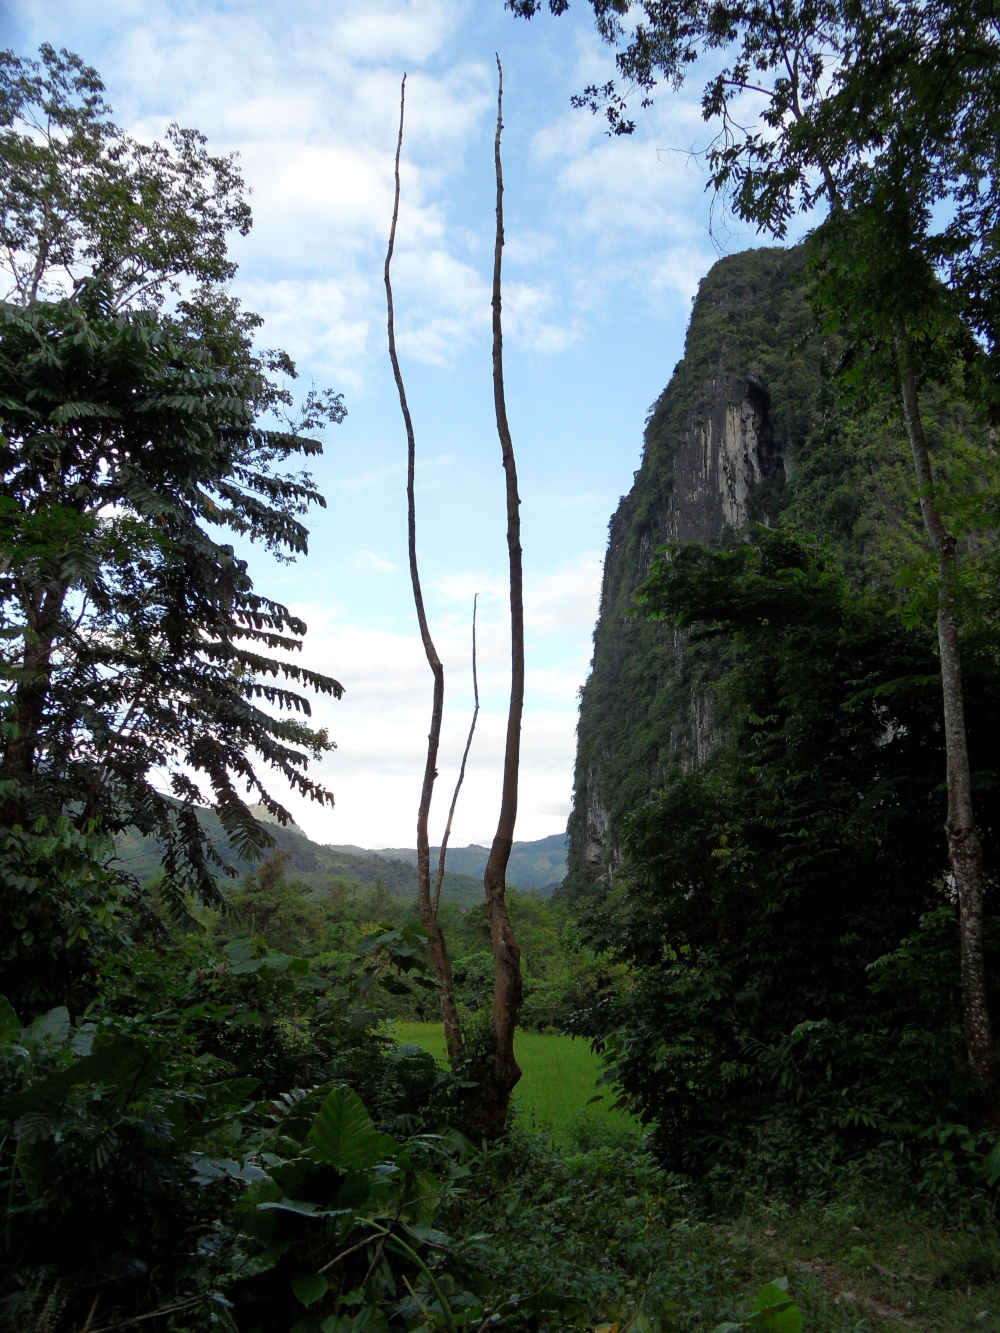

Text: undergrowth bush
xmin=0 ymin=928 xmax=476 ymax=1332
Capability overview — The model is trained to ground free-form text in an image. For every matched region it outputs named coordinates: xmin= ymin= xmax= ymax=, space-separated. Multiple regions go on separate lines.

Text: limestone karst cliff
xmin=566 ymin=242 xmax=991 ymax=900
xmin=566 ymin=245 xmax=841 ymax=896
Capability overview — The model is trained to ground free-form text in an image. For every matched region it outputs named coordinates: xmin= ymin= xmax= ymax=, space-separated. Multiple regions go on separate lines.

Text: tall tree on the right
xmin=512 ymin=0 xmax=1000 ymax=1093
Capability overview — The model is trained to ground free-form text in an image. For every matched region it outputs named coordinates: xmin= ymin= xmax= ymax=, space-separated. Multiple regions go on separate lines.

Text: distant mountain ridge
xmin=114 ymin=806 xmax=567 ymax=901
xmin=334 ymin=833 xmax=568 ymax=893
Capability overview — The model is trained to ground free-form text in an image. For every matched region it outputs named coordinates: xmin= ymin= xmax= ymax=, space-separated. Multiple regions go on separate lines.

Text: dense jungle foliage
xmin=5 ymin=13 xmax=1000 ymax=1331
xmin=582 ymin=529 xmax=1000 ymax=1180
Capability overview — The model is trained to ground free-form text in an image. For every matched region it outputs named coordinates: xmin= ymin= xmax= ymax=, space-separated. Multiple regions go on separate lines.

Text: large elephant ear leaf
xmin=308 ymin=1085 xmax=397 ymax=1170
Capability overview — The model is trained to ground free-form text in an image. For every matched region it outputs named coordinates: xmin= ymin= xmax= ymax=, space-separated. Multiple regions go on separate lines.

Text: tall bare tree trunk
xmin=481 ymin=56 xmax=524 ymax=1135
xmin=382 ymin=64 xmax=525 ymax=1132
xmin=384 ymin=74 xmax=463 ymax=1065
xmin=895 ymin=324 xmax=994 ymax=1093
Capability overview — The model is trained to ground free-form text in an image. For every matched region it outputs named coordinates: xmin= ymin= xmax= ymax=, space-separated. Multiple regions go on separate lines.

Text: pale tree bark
xmin=384 ymin=74 xmax=462 ymax=1065
xmin=895 ymin=324 xmax=994 ymax=1090
xmin=481 ymin=55 xmax=525 ymax=1135
xmin=785 ymin=44 xmax=995 ymax=1099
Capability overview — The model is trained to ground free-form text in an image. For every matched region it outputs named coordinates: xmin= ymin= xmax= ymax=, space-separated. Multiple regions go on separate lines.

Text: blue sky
xmin=3 ymin=1 xmax=782 ymax=848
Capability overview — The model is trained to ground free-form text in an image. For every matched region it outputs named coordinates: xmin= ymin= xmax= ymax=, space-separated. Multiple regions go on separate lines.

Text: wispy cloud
xmin=358 ymin=549 xmax=399 ymax=574
xmin=257 ymin=601 xmax=580 ymax=845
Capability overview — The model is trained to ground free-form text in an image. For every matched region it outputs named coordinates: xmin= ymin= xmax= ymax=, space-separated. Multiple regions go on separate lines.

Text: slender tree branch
xmin=83 ymin=1295 xmax=204 ymax=1333
xmin=433 ymin=593 xmax=480 ymax=915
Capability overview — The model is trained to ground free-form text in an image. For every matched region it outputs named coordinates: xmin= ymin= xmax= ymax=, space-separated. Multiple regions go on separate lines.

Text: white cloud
xmin=523 ymin=552 xmax=603 ymax=633
xmin=235 ymin=273 xmax=374 ymax=388
xmin=268 ymin=554 xmax=598 ymax=846
xmin=294 ymin=699 xmax=578 ymax=848
xmin=24 ymin=2 xmax=502 ymax=389
xmin=503 ymin=228 xmax=557 ymax=267
xmin=503 ymin=280 xmax=582 ymax=355
xmin=432 ymin=551 xmax=602 ymax=638
xmin=358 ymin=549 xmax=399 ymax=574
xmin=174 ymin=594 xmax=555 ymax=851
xmin=531 ymin=108 xmax=601 ymax=167
xmin=328 ymin=0 xmax=464 ymax=65
xmin=647 ymin=245 xmax=718 ymax=304
xmin=557 ymin=134 xmax=704 ymax=237
xmin=398 ymin=313 xmax=484 ymax=366
xmin=526 ymin=663 xmax=589 ymax=703
xmin=335 ymin=461 xmax=403 ymax=495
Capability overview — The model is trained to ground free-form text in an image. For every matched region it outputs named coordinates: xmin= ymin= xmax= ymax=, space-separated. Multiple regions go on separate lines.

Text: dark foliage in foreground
xmin=579 ymin=530 xmax=1000 ymax=1188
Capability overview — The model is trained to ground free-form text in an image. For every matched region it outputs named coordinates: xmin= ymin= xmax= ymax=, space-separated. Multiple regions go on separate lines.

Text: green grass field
xmin=391 ymin=1022 xmax=641 ymax=1143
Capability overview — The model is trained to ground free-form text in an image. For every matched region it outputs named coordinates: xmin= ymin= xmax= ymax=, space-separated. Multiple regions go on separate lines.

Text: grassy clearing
xmin=391 ymin=1021 xmax=640 ymax=1143
xmin=390 ymin=1024 xmax=1000 ymax=1329
xmin=443 ymin=1120 xmax=1000 ymax=1331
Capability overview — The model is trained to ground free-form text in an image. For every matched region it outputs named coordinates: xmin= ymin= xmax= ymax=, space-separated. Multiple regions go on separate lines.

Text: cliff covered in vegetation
xmin=566 ymin=243 xmax=991 ymax=897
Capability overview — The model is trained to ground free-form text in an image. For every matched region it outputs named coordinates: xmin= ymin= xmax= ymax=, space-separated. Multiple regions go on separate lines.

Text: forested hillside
xmin=568 ymin=245 xmax=815 ymax=892
xmin=116 ymin=816 xmax=566 ymax=901
xmin=114 ymin=809 xmax=487 ymax=906
xmin=359 ymin=833 xmax=568 ymax=893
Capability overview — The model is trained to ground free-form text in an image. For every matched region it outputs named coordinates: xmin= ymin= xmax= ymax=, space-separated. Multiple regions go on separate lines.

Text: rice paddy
xmin=391 ymin=1021 xmax=641 ymax=1142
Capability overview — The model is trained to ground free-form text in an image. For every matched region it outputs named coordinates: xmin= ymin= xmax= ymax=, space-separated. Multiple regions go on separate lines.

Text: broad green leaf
xmin=308 ymin=1085 xmax=397 ymax=1170
xmin=190 ymin=1157 xmax=244 ymax=1183
xmin=746 ymin=1303 xmax=801 ymax=1333
xmin=754 ymin=1278 xmax=789 ymax=1306
xmin=982 ymin=1140 xmax=1000 ymax=1187
xmin=292 ymin=1274 xmax=329 ymax=1307
xmin=334 ymin=1170 xmax=376 ymax=1211
xmin=0 ymin=994 xmax=19 ymax=1043
xmin=746 ymin=1278 xmax=802 ymax=1333
xmin=399 ymin=1221 xmax=450 ymax=1248
xmin=407 ymin=1170 xmax=441 ymax=1223
xmin=321 ymin=1306 xmax=391 ymax=1332
xmin=49 ymin=399 xmax=117 ymax=422
xmin=0 ymin=1035 xmax=159 ymax=1118
xmin=70 ymin=1024 xmax=96 ymax=1056
xmin=257 ymin=1198 xmax=350 ymax=1220
xmin=189 ymin=1157 xmax=268 ymax=1186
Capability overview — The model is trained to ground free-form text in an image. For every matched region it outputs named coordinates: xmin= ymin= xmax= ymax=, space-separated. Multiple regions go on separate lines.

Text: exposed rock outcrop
xmin=566 ymin=247 xmax=815 ymax=896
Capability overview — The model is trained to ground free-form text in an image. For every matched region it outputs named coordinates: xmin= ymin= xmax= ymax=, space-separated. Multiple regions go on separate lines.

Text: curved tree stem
xmin=482 ymin=54 xmax=524 ymax=1131
xmin=384 ymin=74 xmax=462 ymax=1065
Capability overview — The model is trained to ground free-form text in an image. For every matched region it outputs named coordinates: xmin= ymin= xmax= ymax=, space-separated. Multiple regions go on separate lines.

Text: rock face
xmin=663 ymin=373 xmax=781 ymax=540
xmin=566 ymin=247 xmax=817 ymax=896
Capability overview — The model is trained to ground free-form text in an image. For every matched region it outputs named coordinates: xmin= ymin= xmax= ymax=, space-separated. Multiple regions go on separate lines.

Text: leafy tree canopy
xmin=0 ymin=48 xmax=345 ymax=1006
xmin=0 ymin=43 xmax=251 ymax=310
